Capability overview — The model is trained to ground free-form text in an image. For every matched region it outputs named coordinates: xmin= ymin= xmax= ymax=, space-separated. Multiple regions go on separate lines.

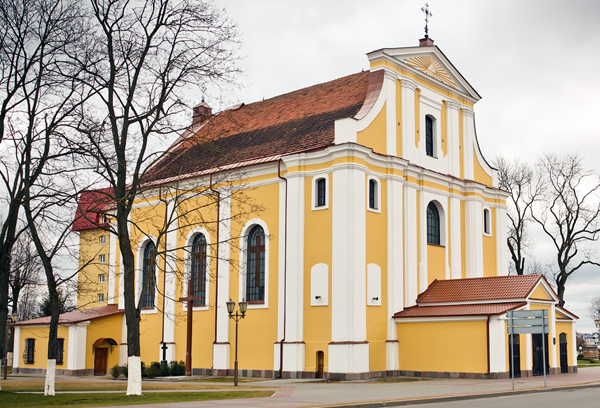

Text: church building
xmin=12 ymin=36 xmax=578 ymax=380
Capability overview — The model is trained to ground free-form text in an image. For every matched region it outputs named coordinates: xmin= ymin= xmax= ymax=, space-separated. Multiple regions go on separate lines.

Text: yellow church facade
xmin=13 ymin=38 xmax=578 ymax=379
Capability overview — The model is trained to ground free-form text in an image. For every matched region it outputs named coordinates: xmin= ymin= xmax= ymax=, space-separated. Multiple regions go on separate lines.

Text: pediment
xmin=367 ymin=45 xmax=481 ymax=102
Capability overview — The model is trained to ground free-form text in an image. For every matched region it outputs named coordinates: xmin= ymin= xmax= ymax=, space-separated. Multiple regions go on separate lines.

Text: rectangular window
xmin=25 ymin=338 xmax=35 ymax=364
xmin=99 ymin=254 xmax=106 ymax=264
xmin=98 ymin=293 xmax=104 ymax=302
xmin=100 ymin=235 xmax=106 ymax=244
xmin=56 ymin=338 xmax=64 ymax=365
xmin=99 ymin=274 xmax=105 ymax=283
xmin=317 ymin=178 xmax=326 ymax=207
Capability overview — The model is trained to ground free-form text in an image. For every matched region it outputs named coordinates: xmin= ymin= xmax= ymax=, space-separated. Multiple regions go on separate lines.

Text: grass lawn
xmin=0 ymin=390 xmax=274 ymax=407
xmin=1 ymin=380 xmax=271 ymax=392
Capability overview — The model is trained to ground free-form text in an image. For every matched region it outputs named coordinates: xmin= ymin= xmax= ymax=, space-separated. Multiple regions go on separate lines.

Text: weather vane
xmin=421 ymin=3 xmax=433 ymax=38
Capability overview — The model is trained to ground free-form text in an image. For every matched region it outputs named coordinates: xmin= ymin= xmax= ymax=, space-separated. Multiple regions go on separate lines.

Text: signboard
xmin=506 ymin=309 xmax=549 ymax=389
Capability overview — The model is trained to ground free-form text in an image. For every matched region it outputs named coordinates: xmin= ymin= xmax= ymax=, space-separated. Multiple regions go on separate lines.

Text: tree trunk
xmin=44 ymin=280 xmax=59 ymax=396
xmin=0 ymin=246 xmax=12 ymax=391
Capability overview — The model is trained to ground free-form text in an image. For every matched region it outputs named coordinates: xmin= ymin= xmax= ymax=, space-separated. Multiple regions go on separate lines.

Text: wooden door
xmin=94 ymin=348 xmax=108 ymax=375
xmin=559 ymin=333 xmax=568 ymax=374
xmin=508 ymin=334 xmax=521 ymax=378
xmin=316 ymin=351 xmax=324 ymax=379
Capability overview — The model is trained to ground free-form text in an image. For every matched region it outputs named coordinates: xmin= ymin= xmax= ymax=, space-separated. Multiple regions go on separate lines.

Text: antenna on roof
xmin=421 ymin=3 xmax=432 ymax=39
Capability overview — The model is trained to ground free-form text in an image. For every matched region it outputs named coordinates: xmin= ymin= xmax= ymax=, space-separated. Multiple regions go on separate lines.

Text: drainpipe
xmin=209 ymin=173 xmax=220 ymax=364
xmin=159 ymin=186 xmax=169 ymax=363
xmin=486 ymin=315 xmax=491 ymax=375
xmin=277 ymin=160 xmax=288 ymax=378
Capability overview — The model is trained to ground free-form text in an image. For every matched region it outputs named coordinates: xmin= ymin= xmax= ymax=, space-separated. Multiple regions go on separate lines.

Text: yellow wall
xmin=85 ymin=314 xmax=123 ymax=369
xmin=482 ymin=207 xmax=496 ymax=277
xmin=304 ymin=173 xmax=333 ymax=373
xmin=398 ymin=320 xmax=487 ymax=373
xmin=357 ymin=102 xmax=387 ymax=155
xmin=427 ymin=245 xmax=445 ymax=284
xmin=365 ymin=177 xmax=388 ymax=372
xmin=77 ymin=228 xmax=110 ymax=309
xmin=18 ymin=326 xmax=70 ymax=369
xmin=556 ymin=322 xmax=573 ymax=367
xmin=530 ymin=285 xmax=551 ymax=301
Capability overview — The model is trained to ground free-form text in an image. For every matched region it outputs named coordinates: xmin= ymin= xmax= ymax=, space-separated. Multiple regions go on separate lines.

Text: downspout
xmin=277 ymin=160 xmax=288 ymax=378
xmin=159 ymin=186 xmax=168 ymax=361
xmin=486 ymin=315 xmax=491 ymax=375
xmin=209 ymin=173 xmax=220 ymax=366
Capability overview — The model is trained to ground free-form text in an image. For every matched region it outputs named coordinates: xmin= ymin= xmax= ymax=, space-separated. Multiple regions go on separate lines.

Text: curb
xmin=314 ymin=382 xmax=600 ymax=407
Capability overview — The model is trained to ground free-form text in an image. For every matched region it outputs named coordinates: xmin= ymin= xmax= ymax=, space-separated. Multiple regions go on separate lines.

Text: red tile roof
xmin=144 ymin=71 xmax=373 ymax=183
xmin=15 ymin=304 xmax=123 ymax=326
xmin=416 ymin=275 xmax=544 ymax=304
xmin=393 ymin=302 xmax=526 ymax=318
xmin=72 ymin=188 xmax=113 ymax=232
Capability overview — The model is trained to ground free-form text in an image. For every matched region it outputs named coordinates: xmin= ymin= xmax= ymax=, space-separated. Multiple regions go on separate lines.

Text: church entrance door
xmin=316 ymin=351 xmax=324 ymax=379
xmin=94 ymin=348 xmax=108 ymax=375
xmin=532 ymin=334 xmax=549 ymax=376
xmin=508 ymin=334 xmax=521 ymax=378
xmin=559 ymin=333 xmax=568 ymax=373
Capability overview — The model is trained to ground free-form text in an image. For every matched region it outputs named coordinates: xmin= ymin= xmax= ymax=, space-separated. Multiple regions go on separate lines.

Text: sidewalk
xmin=89 ymin=367 xmax=600 ymax=408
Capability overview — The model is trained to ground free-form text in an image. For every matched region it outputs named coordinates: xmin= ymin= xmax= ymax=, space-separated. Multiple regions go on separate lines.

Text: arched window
xmin=427 ymin=202 xmax=440 ymax=245
xmin=246 ymin=225 xmax=265 ymax=302
xmin=316 ymin=178 xmax=326 ymax=207
xmin=142 ymin=241 xmax=156 ymax=308
xmin=425 ymin=115 xmax=434 ymax=156
xmin=191 ymin=234 xmax=207 ymax=306
xmin=369 ymin=179 xmax=378 ymax=210
xmin=483 ymin=208 xmax=491 ymax=235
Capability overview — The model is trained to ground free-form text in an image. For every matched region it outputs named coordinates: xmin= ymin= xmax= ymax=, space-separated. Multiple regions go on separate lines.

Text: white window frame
xmin=366 ymin=175 xmax=381 ymax=213
xmin=483 ymin=206 xmax=492 ymax=236
xmin=311 ymin=174 xmax=329 ymax=211
xmin=98 ymin=274 xmax=105 ymax=283
xmin=100 ymin=235 xmax=106 ymax=244
xmin=136 ymin=236 xmax=158 ymax=314
xmin=98 ymin=293 xmax=104 ymax=302
xmin=99 ymin=254 xmax=106 ymax=264
xmin=183 ymin=227 xmax=211 ymax=311
xmin=238 ymin=219 xmax=269 ymax=309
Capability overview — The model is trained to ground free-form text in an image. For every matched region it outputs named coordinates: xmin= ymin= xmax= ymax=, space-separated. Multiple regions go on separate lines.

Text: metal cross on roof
xmin=421 ymin=3 xmax=433 ymax=38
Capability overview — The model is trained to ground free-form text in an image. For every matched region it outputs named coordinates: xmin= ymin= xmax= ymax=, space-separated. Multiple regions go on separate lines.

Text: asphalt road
xmin=418 ymin=387 xmax=600 ymax=407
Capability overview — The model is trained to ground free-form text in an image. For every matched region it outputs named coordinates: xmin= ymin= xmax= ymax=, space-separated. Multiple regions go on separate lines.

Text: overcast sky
xmin=212 ymin=0 xmax=600 ymax=333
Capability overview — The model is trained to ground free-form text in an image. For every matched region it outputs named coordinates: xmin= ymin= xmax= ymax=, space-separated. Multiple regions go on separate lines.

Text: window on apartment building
xmin=427 ymin=202 xmax=440 ymax=245
xmin=99 ymin=254 xmax=106 ymax=264
xmin=483 ymin=208 xmax=491 ymax=235
xmin=98 ymin=293 xmax=104 ymax=302
xmin=99 ymin=274 xmax=105 ymax=283
xmin=142 ymin=241 xmax=156 ymax=308
xmin=246 ymin=225 xmax=265 ymax=303
xmin=25 ymin=338 xmax=35 ymax=364
xmin=56 ymin=338 xmax=64 ymax=365
xmin=425 ymin=115 xmax=435 ymax=157
xmin=191 ymin=233 xmax=207 ymax=306
xmin=100 ymin=235 xmax=106 ymax=244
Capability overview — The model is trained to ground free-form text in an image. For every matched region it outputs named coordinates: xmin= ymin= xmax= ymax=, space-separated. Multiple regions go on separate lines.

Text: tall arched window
xmin=246 ymin=225 xmax=265 ymax=302
xmin=483 ymin=208 xmax=491 ymax=235
xmin=427 ymin=202 xmax=440 ymax=245
xmin=191 ymin=234 xmax=207 ymax=306
xmin=142 ymin=241 xmax=156 ymax=308
xmin=425 ymin=115 xmax=434 ymax=157
xmin=316 ymin=178 xmax=326 ymax=207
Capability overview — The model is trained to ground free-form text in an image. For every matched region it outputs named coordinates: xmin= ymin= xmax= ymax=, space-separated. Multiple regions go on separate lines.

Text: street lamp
xmin=226 ymin=298 xmax=247 ymax=387
xmin=3 ymin=313 xmax=18 ymax=380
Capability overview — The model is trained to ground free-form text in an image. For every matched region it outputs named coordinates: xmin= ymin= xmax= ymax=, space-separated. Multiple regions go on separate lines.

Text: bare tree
xmin=589 ymin=296 xmax=600 ymax=322
xmin=494 ymin=156 xmax=542 ymax=275
xmin=75 ymin=0 xmax=239 ymax=394
xmin=531 ymin=153 xmax=600 ymax=306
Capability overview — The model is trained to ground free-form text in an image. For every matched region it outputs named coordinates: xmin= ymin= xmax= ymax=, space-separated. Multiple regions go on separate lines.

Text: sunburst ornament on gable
xmin=404 ymin=56 xmax=457 ymax=89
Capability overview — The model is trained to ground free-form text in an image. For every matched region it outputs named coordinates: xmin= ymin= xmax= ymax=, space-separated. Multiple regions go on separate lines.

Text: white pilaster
xmin=445 ymin=100 xmax=461 ymax=178
xmin=213 ymin=194 xmax=231 ymax=370
xmin=386 ymin=175 xmax=403 ymax=370
xmin=496 ymin=205 xmax=508 ymax=276
xmin=67 ymin=322 xmax=89 ymax=371
xmin=404 ymin=184 xmax=418 ymax=306
xmin=571 ymin=322 xmax=578 ymax=367
xmin=108 ymin=228 xmax=117 ymax=304
xmin=329 ymin=162 xmax=368 ymax=373
xmin=12 ymin=327 xmax=20 ymax=369
xmin=418 ymin=187 xmax=428 ymax=293
xmin=400 ymin=79 xmax=417 ymax=161
xmin=462 ymin=107 xmax=475 ymax=180
xmin=550 ymin=304 xmax=557 ymax=368
xmin=489 ymin=316 xmax=507 ymax=373
xmin=163 ymin=200 xmax=177 ymax=348
xmin=464 ymin=198 xmax=484 ymax=278
xmin=449 ymin=195 xmax=462 ymax=279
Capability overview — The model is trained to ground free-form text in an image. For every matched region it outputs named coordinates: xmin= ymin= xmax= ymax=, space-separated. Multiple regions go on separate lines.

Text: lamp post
xmin=226 ymin=298 xmax=247 ymax=387
xmin=3 ymin=313 xmax=18 ymax=380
